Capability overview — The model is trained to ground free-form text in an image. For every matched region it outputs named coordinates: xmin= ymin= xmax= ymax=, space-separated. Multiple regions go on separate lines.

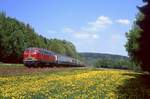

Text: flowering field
xmin=0 ymin=68 xmax=150 ymax=99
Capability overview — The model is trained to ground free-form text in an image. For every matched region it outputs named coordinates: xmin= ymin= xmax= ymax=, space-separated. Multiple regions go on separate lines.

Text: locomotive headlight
xmin=32 ymin=51 xmax=37 ymax=54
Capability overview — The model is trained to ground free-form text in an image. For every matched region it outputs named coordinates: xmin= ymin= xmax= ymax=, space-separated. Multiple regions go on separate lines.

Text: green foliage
xmin=80 ymin=53 xmax=137 ymax=70
xmin=0 ymin=64 xmax=24 ymax=68
xmin=125 ymin=13 xmax=143 ymax=64
xmin=0 ymin=12 xmax=79 ymax=63
xmin=48 ymin=39 xmax=66 ymax=54
xmin=135 ymin=0 xmax=150 ymax=71
xmin=47 ymin=39 xmax=78 ymax=58
xmin=94 ymin=58 xmax=138 ymax=70
xmin=125 ymin=0 xmax=150 ymax=71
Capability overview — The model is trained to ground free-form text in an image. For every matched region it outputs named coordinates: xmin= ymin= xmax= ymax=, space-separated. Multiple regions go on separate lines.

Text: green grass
xmin=0 ymin=68 xmax=150 ymax=99
xmin=0 ymin=63 xmax=24 ymax=68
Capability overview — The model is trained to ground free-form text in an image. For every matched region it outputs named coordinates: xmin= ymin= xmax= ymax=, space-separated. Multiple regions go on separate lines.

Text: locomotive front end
xmin=23 ymin=48 xmax=40 ymax=66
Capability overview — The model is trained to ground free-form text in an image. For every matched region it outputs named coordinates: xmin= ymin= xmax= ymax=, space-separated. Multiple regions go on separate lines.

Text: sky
xmin=0 ymin=0 xmax=143 ymax=56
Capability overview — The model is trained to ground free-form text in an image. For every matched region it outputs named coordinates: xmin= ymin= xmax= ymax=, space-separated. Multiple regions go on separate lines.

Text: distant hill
xmin=79 ymin=52 xmax=129 ymax=66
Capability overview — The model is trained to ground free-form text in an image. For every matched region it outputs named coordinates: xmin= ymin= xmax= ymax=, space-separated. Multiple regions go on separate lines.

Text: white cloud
xmin=74 ymin=33 xmax=90 ymax=39
xmin=74 ymin=32 xmax=99 ymax=39
xmin=61 ymin=16 xmax=112 ymax=39
xmin=62 ymin=27 xmax=75 ymax=33
xmin=116 ymin=19 xmax=130 ymax=25
xmin=49 ymin=17 xmax=130 ymax=40
xmin=92 ymin=34 xmax=99 ymax=39
xmin=89 ymin=16 xmax=112 ymax=26
xmin=86 ymin=16 xmax=112 ymax=32
xmin=47 ymin=30 xmax=56 ymax=34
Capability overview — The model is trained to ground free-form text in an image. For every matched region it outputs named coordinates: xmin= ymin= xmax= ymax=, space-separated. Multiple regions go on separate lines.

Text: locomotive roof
xmin=26 ymin=47 xmax=44 ymax=50
xmin=26 ymin=47 xmax=54 ymax=52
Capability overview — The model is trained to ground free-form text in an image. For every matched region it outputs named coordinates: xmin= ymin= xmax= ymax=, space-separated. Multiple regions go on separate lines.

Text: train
xmin=23 ymin=47 xmax=85 ymax=67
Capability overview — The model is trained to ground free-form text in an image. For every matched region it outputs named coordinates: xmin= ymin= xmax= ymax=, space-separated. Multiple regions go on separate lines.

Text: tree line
xmin=80 ymin=53 xmax=137 ymax=70
xmin=94 ymin=58 xmax=138 ymax=70
xmin=0 ymin=12 xmax=79 ymax=63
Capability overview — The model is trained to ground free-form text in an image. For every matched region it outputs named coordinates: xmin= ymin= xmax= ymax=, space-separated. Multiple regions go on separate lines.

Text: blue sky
xmin=0 ymin=0 xmax=143 ymax=56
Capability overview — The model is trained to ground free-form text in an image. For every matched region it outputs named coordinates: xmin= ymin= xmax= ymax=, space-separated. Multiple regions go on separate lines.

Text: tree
xmin=62 ymin=40 xmax=77 ymax=58
xmin=125 ymin=0 xmax=150 ymax=71
xmin=0 ymin=12 xmax=7 ymax=61
xmin=125 ymin=13 xmax=143 ymax=66
xmin=0 ymin=12 xmax=80 ymax=63
xmin=136 ymin=0 xmax=150 ymax=71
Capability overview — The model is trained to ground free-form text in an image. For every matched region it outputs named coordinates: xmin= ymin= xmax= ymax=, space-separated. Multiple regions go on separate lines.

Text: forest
xmin=0 ymin=12 xmax=79 ymax=63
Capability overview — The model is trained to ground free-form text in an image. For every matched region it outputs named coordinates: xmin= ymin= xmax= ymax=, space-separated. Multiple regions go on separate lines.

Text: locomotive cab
xmin=23 ymin=48 xmax=41 ymax=66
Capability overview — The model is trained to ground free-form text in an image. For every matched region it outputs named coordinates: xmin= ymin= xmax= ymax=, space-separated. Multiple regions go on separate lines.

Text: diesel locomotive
xmin=23 ymin=47 xmax=85 ymax=67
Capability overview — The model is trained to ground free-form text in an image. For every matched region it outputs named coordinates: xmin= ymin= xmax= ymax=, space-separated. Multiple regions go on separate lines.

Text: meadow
xmin=0 ymin=66 xmax=150 ymax=99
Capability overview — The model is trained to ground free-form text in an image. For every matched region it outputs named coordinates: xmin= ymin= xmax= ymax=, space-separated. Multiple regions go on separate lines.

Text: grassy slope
xmin=0 ymin=68 xmax=150 ymax=99
xmin=0 ymin=63 xmax=24 ymax=68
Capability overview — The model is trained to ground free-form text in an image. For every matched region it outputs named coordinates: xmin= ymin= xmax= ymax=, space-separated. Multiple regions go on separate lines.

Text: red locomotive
xmin=23 ymin=47 xmax=85 ymax=67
